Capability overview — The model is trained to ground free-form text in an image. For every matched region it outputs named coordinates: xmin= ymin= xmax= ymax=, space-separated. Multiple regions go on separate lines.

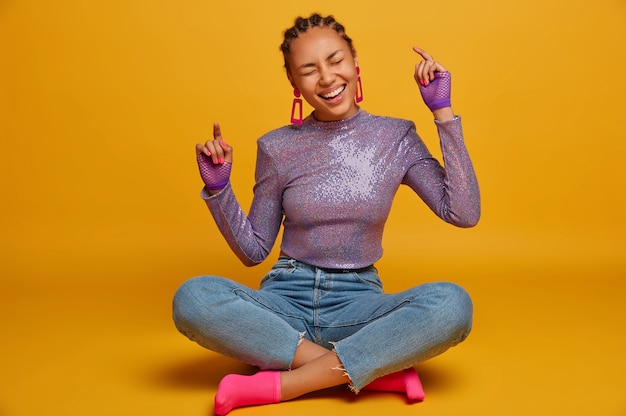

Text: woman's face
xmin=286 ymin=27 xmax=359 ymax=122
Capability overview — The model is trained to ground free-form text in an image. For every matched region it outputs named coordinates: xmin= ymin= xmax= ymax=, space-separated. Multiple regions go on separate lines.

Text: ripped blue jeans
xmin=172 ymin=257 xmax=473 ymax=391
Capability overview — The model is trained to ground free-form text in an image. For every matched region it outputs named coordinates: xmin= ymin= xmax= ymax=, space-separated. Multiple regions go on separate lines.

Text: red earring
xmin=291 ymin=88 xmax=303 ymax=124
xmin=355 ymin=66 xmax=363 ymax=103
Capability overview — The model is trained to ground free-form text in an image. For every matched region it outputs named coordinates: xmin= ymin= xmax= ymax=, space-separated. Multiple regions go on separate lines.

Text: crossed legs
xmin=173 ymin=275 xmax=469 ymax=415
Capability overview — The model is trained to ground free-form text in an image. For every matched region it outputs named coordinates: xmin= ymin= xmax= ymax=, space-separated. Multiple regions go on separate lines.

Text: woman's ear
xmin=286 ymin=71 xmax=296 ymax=89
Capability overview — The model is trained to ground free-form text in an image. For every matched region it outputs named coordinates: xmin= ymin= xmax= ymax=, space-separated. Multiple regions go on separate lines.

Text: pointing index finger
xmin=413 ymin=46 xmax=434 ymax=62
xmin=213 ymin=122 xmax=222 ymax=141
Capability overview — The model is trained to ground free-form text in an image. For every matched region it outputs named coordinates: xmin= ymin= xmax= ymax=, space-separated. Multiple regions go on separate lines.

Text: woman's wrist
xmin=207 ymin=188 xmax=221 ymax=196
xmin=432 ymin=106 xmax=454 ymax=122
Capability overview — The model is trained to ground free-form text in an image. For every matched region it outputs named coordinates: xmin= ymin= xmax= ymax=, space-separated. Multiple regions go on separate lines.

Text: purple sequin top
xmin=203 ymin=110 xmax=480 ymax=269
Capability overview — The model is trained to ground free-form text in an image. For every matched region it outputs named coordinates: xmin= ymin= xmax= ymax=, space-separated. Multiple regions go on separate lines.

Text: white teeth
xmin=322 ymin=86 xmax=345 ymax=99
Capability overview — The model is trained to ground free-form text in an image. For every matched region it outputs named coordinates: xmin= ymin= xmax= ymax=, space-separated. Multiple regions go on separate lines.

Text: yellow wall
xmin=2 ymin=2 xmax=626 ymax=415
xmin=1 ymin=0 xmax=625 ymax=289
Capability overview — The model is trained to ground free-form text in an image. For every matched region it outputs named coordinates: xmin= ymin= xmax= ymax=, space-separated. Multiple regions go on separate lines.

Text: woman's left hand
xmin=413 ymin=46 xmax=447 ymax=86
xmin=413 ymin=46 xmax=453 ymax=116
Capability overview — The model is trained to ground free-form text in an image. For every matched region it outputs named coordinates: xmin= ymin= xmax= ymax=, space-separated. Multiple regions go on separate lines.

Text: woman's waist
xmin=278 ymin=251 xmax=374 ymax=274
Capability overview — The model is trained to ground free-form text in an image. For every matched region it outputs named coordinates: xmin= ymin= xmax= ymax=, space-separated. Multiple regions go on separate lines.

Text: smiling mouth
xmin=320 ymin=85 xmax=346 ymax=100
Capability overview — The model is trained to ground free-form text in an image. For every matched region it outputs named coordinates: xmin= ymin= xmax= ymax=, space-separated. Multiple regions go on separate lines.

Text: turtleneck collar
xmin=302 ymin=107 xmax=367 ymax=130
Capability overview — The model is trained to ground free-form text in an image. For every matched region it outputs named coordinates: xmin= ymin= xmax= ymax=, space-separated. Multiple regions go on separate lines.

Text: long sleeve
xmin=202 ymin=142 xmax=284 ymax=266
xmin=403 ymin=116 xmax=480 ymax=227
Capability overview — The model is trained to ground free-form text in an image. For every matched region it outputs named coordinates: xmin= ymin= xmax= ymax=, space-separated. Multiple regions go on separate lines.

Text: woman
xmin=173 ymin=13 xmax=480 ymax=415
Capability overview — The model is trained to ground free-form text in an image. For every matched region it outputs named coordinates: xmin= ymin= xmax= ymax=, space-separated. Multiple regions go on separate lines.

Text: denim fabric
xmin=173 ymin=257 xmax=473 ymax=391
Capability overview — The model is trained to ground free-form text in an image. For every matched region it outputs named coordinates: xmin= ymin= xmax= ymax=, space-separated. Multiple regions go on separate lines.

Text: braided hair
xmin=280 ymin=13 xmax=356 ymax=72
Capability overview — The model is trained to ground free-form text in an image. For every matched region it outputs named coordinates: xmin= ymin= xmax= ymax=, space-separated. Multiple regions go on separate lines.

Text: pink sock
xmin=362 ymin=368 xmax=425 ymax=401
xmin=214 ymin=371 xmax=282 ymax=415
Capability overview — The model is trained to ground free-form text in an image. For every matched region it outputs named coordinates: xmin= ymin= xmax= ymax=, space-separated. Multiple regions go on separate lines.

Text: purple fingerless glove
xmin=197 ymin=153 xmax=231 ymax=191
xmin=419 ymin=71 xmax=452 ymax=111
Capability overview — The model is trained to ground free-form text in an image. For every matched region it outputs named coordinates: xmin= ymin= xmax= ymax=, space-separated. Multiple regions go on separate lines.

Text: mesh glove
xmin=419 ymin=71 xmax=452 ymax=112
xmin=197 ymin=153 xmax=231 ymax=191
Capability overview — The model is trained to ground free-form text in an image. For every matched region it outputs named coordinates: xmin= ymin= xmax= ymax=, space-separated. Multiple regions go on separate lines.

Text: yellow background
xmin=1 ymin=0 xmax=625 ymax=415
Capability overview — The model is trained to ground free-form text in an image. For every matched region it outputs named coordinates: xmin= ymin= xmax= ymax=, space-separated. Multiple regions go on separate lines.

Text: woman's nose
xmin=318 ymin=66 xmax=335 ymax=85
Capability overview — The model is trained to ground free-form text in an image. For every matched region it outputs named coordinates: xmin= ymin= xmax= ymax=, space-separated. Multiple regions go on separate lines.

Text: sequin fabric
xmin=203 ymin=110 xmax=480 ymax=269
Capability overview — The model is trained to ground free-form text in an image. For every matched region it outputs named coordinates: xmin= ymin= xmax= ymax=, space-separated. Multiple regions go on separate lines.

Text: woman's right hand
xmin=196 ymin=122 xmax=233 ymax=193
